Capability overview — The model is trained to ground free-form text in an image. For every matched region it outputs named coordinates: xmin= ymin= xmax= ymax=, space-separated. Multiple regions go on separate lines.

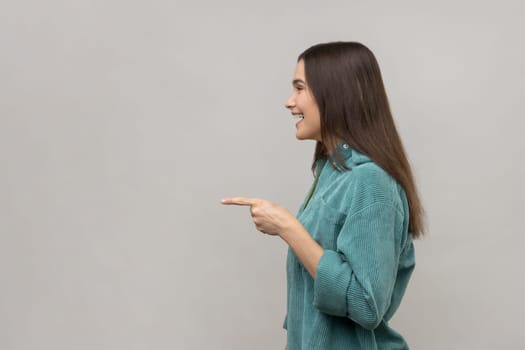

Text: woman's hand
xmin=221 ymin=197 xmax=296 ymax=236
xmin=222 ymin=196 xmax=324 ymax=278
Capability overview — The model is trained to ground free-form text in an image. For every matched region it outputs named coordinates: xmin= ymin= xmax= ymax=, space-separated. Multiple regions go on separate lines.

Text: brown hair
xmin=298 ymin=41 xmax=425 ymax=238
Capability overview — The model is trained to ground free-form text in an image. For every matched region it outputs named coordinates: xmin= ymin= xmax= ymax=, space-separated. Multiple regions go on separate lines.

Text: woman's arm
xmin=221 ymin=196 xmax=323 ymax=279
xmin=279 ymin=219 xmax=324 ymax=279
xmin=310 ymin=202 xmax=404 ymax=330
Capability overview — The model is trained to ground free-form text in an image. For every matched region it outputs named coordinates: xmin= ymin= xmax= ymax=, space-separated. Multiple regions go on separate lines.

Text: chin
xmin=295 ymin=133 xmax=306 ymax=140
xmin=296 ymin=135 xmax=313 ymax=141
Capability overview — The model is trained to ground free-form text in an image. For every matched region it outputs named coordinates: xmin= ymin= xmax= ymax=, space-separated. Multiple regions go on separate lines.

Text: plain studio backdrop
xmin=1 ymin=0 xmax=524 ymax=349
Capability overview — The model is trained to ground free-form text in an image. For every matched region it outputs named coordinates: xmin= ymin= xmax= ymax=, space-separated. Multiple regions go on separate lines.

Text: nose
xmin=284 ymin=93 xmax=295 ymax=110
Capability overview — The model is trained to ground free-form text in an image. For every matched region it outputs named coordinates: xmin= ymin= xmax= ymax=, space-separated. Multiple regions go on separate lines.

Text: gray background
xmin=1 ymin=0 xmax=524 ymax=349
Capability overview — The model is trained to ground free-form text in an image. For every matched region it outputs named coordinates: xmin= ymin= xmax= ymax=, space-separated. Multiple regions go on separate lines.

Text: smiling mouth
xmin=295 ymin=117 xmax=304 ymax=128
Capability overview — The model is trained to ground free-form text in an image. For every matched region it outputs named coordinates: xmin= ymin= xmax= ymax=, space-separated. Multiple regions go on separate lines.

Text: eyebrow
xmin=292 ymin=79 xmax=306 ymax=85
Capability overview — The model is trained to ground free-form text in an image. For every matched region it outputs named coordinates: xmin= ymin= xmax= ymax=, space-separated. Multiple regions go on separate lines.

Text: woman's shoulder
xmin=340 ymin=158 xmax=406 ymax=214
xmin=340 ymin=152 xmax=394 ymax=188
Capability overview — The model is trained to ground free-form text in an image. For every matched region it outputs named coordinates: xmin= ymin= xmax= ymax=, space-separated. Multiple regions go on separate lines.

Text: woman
xmin=221 ymin=41 xmax=424 ymax=350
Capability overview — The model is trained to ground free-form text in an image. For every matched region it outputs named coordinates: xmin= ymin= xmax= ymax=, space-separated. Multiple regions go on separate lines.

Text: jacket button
xmin=343 ymin=143 xmax=349 ymax=149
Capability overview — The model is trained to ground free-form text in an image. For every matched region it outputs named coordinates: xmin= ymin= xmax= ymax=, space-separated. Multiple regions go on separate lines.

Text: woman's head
xmin=292 ymin=42 xmax=395 ymax=157
xmin=286 ymin=41 xmax=425 ymax=238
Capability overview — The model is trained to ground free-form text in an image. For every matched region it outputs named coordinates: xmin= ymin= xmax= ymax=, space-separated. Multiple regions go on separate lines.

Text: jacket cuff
xmin=312 ymin=250 xmax=352 ymax=317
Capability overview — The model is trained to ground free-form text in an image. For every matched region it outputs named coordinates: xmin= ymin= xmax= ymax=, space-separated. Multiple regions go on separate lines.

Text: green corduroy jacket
xmin=284 ymin=141 xmax=415 ymax=350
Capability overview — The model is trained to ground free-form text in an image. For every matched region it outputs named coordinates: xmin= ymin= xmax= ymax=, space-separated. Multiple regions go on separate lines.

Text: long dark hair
xmin=298 ymin=41 xmax=425 ymax=238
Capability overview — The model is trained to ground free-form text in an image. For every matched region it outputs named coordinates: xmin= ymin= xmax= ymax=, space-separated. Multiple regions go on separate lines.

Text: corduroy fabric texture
xmin=283 ymin=141 xmax=415 ymax=350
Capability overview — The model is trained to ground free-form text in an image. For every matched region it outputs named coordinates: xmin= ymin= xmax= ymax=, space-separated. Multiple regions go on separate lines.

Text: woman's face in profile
xmin=285 ymin=59 xmax=322 ymax=142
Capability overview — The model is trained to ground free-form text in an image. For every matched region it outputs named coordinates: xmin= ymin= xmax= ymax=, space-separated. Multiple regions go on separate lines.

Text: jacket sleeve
xmin=312 ymin=201 xmax=403 ymax=330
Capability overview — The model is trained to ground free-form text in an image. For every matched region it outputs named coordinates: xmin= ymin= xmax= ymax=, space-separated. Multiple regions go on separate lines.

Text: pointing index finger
xmin=221 ymin=197 xmax=257 ymax=206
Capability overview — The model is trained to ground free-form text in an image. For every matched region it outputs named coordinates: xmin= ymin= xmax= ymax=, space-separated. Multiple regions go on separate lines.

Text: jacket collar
xmin=328 ymin=140 xmax=372 ymax=166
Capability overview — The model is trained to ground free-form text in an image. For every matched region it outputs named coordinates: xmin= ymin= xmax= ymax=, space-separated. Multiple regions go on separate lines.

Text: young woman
xmin=222 ymin=41 xmax=424 ymax=350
